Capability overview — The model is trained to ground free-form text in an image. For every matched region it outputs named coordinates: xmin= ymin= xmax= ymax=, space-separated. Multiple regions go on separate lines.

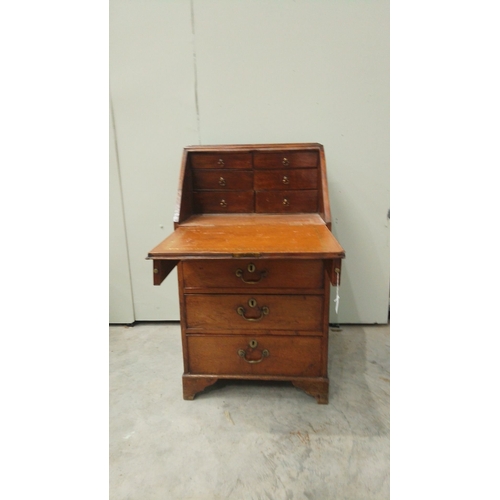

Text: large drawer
xmin=193 ymin=191 xmax=254 ymax=213
xmin=254 ymin=168 xmax=318 ymax=190
xmin=182 ymin=259 xmax=324 ymax=290
xmin=186 ymin=335 xmax=323 ymax=377
xmin=255 ymin=190 xmax=318 ymax=213
xmin=185 ymin=294 xmax=323 ymax=331
xmin=190 ymin=153 xmax=252 ymax=169
xmin=254 ymin=151 xmax=318 ymax=169
xmin=192 ymin=169 xmax=253 ymax=190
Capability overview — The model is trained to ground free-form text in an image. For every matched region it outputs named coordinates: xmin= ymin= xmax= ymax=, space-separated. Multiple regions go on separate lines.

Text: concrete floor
xmin=110 ymin=323 xmax=389 ymax=500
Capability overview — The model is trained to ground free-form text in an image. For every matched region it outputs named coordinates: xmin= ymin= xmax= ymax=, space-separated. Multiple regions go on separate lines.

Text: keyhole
xmin=248 ymin=298 xmax=257 ymax=308
xmin=247 ymin=263 xmax=256 ymax=273
xmin=249 ymin=339 xmax=258 ymax=348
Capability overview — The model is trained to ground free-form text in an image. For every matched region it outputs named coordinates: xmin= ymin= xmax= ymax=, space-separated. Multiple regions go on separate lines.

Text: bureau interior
xmin=175 ymin=145 xmax=331 ymax=225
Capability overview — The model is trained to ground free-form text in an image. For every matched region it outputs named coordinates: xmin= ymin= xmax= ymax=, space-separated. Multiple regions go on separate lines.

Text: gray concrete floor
xmin=110 ymin=323 xmax=389 ymax=500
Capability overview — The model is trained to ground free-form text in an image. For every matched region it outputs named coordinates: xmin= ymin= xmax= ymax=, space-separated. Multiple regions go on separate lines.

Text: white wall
xmin=110 ymin=0 xmax=390 ymax=324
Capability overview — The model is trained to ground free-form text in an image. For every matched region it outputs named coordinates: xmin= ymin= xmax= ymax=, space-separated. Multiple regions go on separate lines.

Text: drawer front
xmin=192 ymin=169 xmax=253 ymax=190
xmin=182 ymin=259 xmax=324 ymax=290
xmin=185 ymin=294 xmax=323 ymax=331
xmin=254 ymin=151 xmax=318 ymax=169
xmin=191 ymin=153 xmax=252 ymax=169
xmin=187 ymin=335 xmax=322 ymax=377
xmin=254 ymin=169 xmax=318 ymax=190
xmin=255 ymin=190 xmax=318 ymax=213
xmin=194 ymin=191 xmax=254 ymax=213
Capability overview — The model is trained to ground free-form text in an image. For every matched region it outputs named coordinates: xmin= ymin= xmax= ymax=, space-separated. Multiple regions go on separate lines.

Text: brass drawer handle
xmin=237 ymin=340 xmax=270 ymax=364
xmin=282 ymin=198 xmax=290 ymax=206
xmin=282 ymin=175 xmax=290 ymax=184
xmin=282 ymin=157 xmax=289 ymax=166
xmin=236 ymin=305 xmax=269 ymax=321
xmin=237 ymin=348 xmax=269 ymax=363
xmin=235 ymin=267 xmax=268 ymax=284
xmin=219 ymin=176 xmax=226 ymax=186
xmin=220 ymin=199 xmax=227 ymax=207
xmin=217 ymin=158 xmax=225 ymax=166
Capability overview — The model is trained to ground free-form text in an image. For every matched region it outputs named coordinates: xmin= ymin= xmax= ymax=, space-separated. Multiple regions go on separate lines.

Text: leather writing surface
xmin=148 ymin=221 xmax=344 ymax=259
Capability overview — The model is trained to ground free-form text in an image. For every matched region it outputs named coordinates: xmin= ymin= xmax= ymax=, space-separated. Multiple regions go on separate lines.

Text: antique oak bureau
xmin=148 ymin=143 xmax=345 ymax=404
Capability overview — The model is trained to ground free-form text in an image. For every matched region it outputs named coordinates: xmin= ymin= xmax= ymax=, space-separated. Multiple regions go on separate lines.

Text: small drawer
xmin=254 ymin=151 xmax=318 ymax=169
xmin=190 ymin=153 xmax=252 ymax=169
xmin=192 ymin=169 xmax=253 ymax=190
xmin=185 ymin=294 xmax=323 ymax=331
xmin=254 ymin=169 xmax=318 ymax=190
xmin=186 ymin=335 xmax=322 ymax=377
xmin=255 ymin=190 xmax=318 ymax=213
xmin=182 ymin=259 xmax=324 ymax=290
xmin=193 ymin=191 xmax=254 ymax=213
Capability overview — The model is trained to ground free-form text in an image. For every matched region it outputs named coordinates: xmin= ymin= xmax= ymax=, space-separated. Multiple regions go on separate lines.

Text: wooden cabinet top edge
xmin=183 ymin=143 xmax=324 ymax=152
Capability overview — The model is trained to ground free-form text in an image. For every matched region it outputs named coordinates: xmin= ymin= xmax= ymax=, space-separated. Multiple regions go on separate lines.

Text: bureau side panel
xmin=177 ymin=262 xmax=190 ymax=371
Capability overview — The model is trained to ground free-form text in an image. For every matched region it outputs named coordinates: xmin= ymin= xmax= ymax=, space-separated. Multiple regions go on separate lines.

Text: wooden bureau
xmin=147 ymin=143 xmax=344 ymax=404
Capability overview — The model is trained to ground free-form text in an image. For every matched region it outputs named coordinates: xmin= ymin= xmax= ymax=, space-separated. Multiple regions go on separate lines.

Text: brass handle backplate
xmin=282 ymin=157 xmax=289 ymax=166
xmin=237 ymin=340 xmax=270 ymax=364
xmin=235 ymin=263 xmax=268 ymax=284
xmin=282 ymin=176 xmax=290 ymax=184
xmin=237 ymin=304 xmax=269 ymax=321
xmin=217 ymin=158 xmax=225 ymax=166
xmin=219 ymin=176 xmax=226 ymax=186
xmin=282 ymin=198 xmax=290 ymax=206
xmin=220 ymin=199 xmax=227 ymax=207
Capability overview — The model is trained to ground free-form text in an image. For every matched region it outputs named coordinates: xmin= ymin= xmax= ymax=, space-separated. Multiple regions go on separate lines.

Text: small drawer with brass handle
xmin=193 ymin=191 xmax=254 ymax=213
xmin=255 ymin=190 xmax=318 ymax=213
xmin=192 ymin=169 xmax=253 ymax=190
xmin=254 ymin=169 xmax=318 ymax=190
xmin=190 ymin=152 xmax=252 ymax=169
xmin=254 ymin=151 xmax=318 ymax=169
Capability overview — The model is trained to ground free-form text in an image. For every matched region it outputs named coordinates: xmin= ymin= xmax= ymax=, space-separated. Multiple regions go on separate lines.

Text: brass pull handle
xmin=282 ymin=198 xmax=290 ymax=206
xmin=217 ymin=158 xmax=225 ymax=166
xmin=237 ymin=348 xmax=270 ymax=364
xmin=282 ymin=175 xmax=290 ymax=185
xmin=220 ymin=199 xmax=227 ymax=207
xmin=236 ymin=305 xmax=269 ymax=321
xmin=235 ymin=268 xmax=268 ymax=284
xmin=219 ymin=176 xmax=226 ymax=186
xmin=282 ymin=157 xmax=289 ymax=166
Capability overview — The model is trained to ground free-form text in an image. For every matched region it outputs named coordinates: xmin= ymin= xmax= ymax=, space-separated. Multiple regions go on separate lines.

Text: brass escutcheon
xmin=247 ymin=263 xmax=256 ymax=273
xmin=219 ymin=176 xmax=226 ymax=186
xmin=220 ymin=199 xmax=227 ymax=207
xmin=217 ymin=158 xmax=225 ymax=166
xmin=283 ymin=198 xmax=290 ymax=206
xmin=249 ymin=339 xmax=258 ymax=348
xmin=282 ymin=176 xmax=290 ymax=184
xmin=282 ymin=157 xmax=289 ymax=166
xmin=248 ymin=298 xmax=257 ymax=308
